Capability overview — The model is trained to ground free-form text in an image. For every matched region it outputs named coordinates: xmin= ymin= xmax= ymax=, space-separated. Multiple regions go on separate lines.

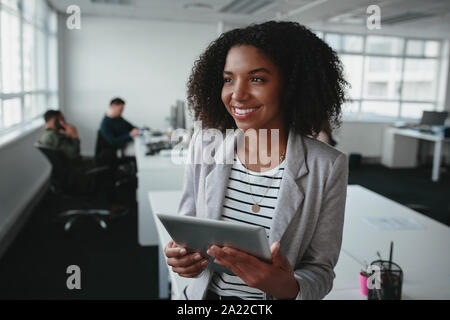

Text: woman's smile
xmin=231 ymin=105 xmax=262 ymax=119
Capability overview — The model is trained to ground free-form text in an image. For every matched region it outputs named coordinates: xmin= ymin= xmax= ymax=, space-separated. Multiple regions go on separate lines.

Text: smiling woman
xmin=165 ymin=21 xmax=349 ymax=301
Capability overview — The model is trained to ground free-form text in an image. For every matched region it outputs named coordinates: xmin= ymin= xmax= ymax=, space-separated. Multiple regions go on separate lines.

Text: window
xmin=1 ymin=9 xmax=21 ymax=93
xmin=0 ymin=0 xmax=58 ymax=133
xmin=366 ymin=36 xmax=404 ymax=56
xmin=342 ymin=35 xmax=363 ymax=53
xmin=320 ymin=31 xmax=443 ymax=121
xmin=340 ymin=55 xmax=363 ymax=99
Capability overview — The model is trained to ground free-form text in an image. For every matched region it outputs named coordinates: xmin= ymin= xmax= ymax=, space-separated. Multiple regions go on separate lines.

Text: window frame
xmin=0 ymin=0 xmax=58 ymax=137
xmin=316 ymin=30 xmax=444 ymax=122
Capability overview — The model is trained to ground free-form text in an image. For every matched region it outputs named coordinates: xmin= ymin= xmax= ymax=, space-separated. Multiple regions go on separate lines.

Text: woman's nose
xmin=231 ymin=80 xmax=250 ymax=101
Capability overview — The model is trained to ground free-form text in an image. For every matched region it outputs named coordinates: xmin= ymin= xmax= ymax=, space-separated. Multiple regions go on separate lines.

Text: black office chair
xmin=95 ymin=131 xmax=137 ymax=187
xmin=35 ymin=143 xmax=120 ymax=232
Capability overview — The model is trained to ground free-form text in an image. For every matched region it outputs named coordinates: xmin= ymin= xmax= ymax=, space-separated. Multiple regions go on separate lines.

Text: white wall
xmin=62 ymin=16 xmax=218 ymax=155
xmin=335 ymin=121 xmax=391 ymax=158
xmin=0 ymin=128 xmax=51 ymax=254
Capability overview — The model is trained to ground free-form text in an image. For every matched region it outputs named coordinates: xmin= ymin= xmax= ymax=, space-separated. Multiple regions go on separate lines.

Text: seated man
xmin=96 ymin=97 xmax=139 ymax=166
xmin=39 ymin=110 xmax=82 ymax=161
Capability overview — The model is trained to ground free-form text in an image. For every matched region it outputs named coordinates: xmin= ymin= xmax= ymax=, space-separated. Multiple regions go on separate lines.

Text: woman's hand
xmin=207 ymin=242 xmax=299 ymax=299
xmin=164 ymin=240 xmax=209 ymax=278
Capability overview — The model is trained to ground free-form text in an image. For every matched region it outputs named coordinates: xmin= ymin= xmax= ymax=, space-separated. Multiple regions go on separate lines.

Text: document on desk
xmin=363 ymin=216 xmax=425 ymax=231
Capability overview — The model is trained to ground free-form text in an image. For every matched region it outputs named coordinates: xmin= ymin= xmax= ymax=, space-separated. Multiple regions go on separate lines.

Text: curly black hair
xmin=187 ymin=20 xmax=348 ymax=136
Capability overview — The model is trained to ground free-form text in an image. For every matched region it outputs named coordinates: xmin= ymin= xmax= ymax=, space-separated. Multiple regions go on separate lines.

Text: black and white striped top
xmin=208 ymin=155 xmax=285 ymax=300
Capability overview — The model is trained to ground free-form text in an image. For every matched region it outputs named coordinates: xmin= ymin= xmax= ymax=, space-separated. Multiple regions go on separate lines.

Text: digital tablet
xmin=156 ymin=213 xmax=272 ymax=275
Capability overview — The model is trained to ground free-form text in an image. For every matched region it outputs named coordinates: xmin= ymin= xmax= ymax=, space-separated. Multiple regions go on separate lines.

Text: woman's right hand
xmin=164 ymin=240 xmax=209 ymax=278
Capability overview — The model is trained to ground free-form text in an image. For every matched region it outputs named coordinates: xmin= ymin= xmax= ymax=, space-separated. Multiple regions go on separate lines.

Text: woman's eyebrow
xmin=223 ymin=68 xmax=271 ymax=75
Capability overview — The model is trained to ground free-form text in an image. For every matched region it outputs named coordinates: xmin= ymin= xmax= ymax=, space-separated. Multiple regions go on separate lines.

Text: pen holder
xmin=367 ymin=260 xmax=403 ymax=300
xmin=359 ymin=272 xmax=369 ymax=296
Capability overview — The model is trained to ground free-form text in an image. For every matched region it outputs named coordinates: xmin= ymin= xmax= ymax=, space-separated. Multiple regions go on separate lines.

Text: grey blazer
xmin=176 ymin=128 xmax=348 ymax=300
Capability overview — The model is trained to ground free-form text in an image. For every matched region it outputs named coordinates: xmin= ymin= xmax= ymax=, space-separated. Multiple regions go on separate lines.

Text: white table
xmin=343 ymin=185 xmax=450 ymax=299
xmin=134 ymin=137 xmax=186 ymax=248
xmin=382 ymin=127 xmax=450 ymax=182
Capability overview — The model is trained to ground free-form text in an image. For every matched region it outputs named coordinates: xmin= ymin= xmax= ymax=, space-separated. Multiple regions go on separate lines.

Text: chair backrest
xmin=95 ymin=131 xmax=120 ymax=166
xmin=34 ymin=143 xmax=70 ymax=188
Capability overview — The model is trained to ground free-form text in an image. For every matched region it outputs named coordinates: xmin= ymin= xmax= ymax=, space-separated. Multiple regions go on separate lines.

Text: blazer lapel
xmin=269 ymin=130 xmax=309 ymax=244
xmin=204 ymin=130 xmax=236 ymax=220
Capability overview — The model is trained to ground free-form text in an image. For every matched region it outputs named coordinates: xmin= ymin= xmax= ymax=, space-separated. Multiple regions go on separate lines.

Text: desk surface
xmin=343 ymin=185 xmax=450 ymax=299
xmin=391 ymin=127 xmax=450 ymax=142
xmin=148 ymin=185 xmax=450 ymax=299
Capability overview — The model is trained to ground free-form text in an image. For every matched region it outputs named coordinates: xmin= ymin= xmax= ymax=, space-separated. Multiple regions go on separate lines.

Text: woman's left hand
xmin=207 ymin=242 xmax=299 ymax=299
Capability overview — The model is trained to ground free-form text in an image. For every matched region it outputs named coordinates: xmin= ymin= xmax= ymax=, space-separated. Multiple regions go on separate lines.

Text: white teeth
xmin=234 ymin=107 xmax=258 ymax=115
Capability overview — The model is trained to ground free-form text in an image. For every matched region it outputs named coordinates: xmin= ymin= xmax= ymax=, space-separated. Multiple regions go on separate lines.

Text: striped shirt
xmin=208 ymin=155 xmax=285 ymax=300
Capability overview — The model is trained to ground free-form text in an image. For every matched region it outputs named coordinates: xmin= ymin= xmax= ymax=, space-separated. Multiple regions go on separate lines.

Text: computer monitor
xmin=169 ymin=100 xmax=186 ymax=129
xmin=420 ymin=111 xmax=448 ymax=126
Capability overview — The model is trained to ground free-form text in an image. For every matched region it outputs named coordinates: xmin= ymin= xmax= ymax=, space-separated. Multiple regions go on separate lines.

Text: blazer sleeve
xmin=293 ymin=152 xmax=348 ymax=300
xmin=177 ymin=130 xmax=201 ymax=218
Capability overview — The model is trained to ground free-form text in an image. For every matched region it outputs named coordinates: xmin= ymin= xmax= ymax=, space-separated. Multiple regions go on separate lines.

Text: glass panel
xmin=23 ymin=22 xmax=36 ymax=91
xmin=400 ymin=103 xmax=434 ymax=120
xmin=47 ymin=94 xmax=59 ymax=110
xmin=48 ymin=36 xmax=58 ymax=92
xmin=48 ymin=9 xmax=58 ymax=34
xmin=342 ymin=35 xmax=363 ymax=53
xmin=364 ymin=57 xmax=402 ymax=99
xmin=35 ymin=0 xmax=48 ymax=27
xmin=1 ymin=10 xmax=21 ymax=93
xmin=3 ymin=98 xmax=22 ymax=127
xmin=0 ymin=100 xmax=2 ymax=129
xmin=425 ymin=41 xmax=439 ymax=57
xmin=324 ymin=33 xmax=341 ymax=51
xmin=340 ymin=54 xmax=363 ymax=99
xmin=22 ymin=0 xmax=36 ymax=22
xmin=24 ymin=94 xmax=46 ymax=120
xmin=342 ymin=101 xmax=360 ymax=115
xmin=402 ymin=59 xmax=438 ymax=101
xmin=406 ymin=40 xmax=424 ymax=56
xmin=36 ymin=29 xmax=47 ymax=90
xmin=361 ymin=101 xmax=399 ymax=118
xmin=1 ymin=0 xmax=19 ymax=10
xmin=366 ymin=36 xmax=404 ymax=55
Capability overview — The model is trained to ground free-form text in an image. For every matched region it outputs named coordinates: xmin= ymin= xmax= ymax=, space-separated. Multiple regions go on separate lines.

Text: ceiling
xmin=48 ymin=0 xmax=450 ymax=39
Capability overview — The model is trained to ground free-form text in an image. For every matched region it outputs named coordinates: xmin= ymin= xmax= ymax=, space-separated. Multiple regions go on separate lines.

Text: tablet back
xmin=157 ymin=213 xmax=272 ymax=275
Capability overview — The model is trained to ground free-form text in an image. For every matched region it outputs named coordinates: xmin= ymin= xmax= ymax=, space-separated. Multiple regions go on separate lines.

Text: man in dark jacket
xmin=96 ymin=97 xmax=139 ymax=166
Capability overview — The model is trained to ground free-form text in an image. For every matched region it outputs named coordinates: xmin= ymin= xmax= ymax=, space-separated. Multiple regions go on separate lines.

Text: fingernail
xmin=194 ymin=254 xmax=202 ymax=261
xmin=201 ymin=260 xmax=208 ymax=266
xmin=179 ymin=248 xmax=186 ymax=255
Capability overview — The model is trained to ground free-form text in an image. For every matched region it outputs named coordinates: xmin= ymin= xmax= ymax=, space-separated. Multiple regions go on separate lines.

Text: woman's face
xmin=221 ymin=45 xmax=284 ymax=132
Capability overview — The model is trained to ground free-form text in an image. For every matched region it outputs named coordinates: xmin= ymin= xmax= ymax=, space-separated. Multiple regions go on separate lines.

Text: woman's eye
xmin=251 ymin=77 xmax=265 ymax=82
xmin=223 ymin=78 xmax=232 ymax=83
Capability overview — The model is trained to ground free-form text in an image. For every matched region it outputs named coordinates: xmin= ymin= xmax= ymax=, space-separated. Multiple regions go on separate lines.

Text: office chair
xmin=95 ymin=131 xmax=137 ymax=187
xmin=35 ymin=143 xmax=123 ymax=232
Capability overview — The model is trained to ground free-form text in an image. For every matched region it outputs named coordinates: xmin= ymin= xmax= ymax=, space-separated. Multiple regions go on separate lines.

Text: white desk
xmin=382 ymin=127 xmax=450 ymax=182
xmin=134 ymin=137 xmax=186 ymax=247
xmin=343 ymin=185 xmax=450 ymax=299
